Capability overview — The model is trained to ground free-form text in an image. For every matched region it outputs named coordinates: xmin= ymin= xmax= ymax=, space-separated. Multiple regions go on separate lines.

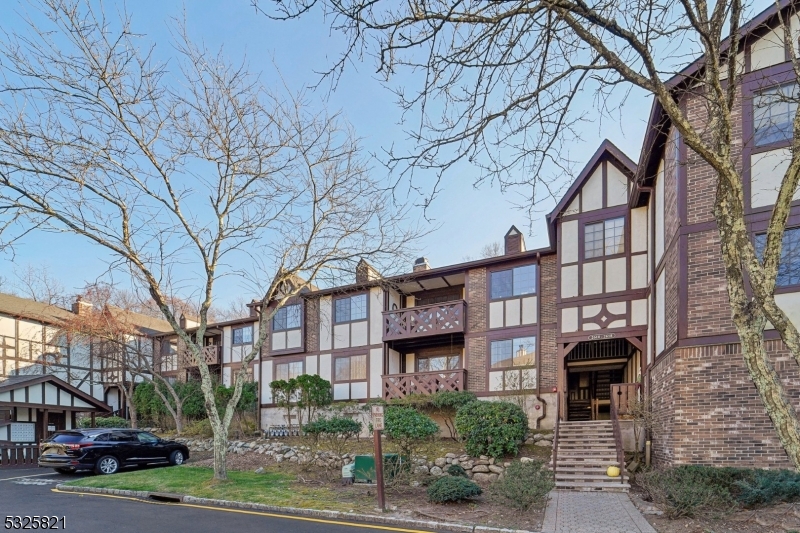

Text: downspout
xmin=534 ymin=251 xmax=548 ymax=429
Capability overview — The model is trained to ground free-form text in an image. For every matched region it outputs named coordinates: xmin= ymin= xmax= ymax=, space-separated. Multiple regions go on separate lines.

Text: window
xmin=490 ymin=336 xmax=537 ymax=369
xmin=274 ymin=360 xmax=303 ymax=381
xmin=232 ymin=325 xmax=253 ymax=345
xmin=755 ymin=227 xmax=800 ymax=287
xmin=490 ymin=264 xmax=537 ymax=299
xmin=584 ymin=217 xmax=625 ymax=259
xmin=334 ymin=354 xmax=367 ymax=382
xmin=416 ymin=354 xmax=461 ymax=372
xmin=754 ymin=83 xmax=798 ymax=146
xmin=272 ymin=304 xmax=302 ymax=331
xmin=137 ymin=432 xmax=159 ymax=443
xmin=334 ymin=294 xmax=367 ymax=323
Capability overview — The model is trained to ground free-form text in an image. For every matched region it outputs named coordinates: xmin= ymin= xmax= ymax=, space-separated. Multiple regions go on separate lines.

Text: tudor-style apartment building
xmin=155 ymin=1 xmax=800 ymax=473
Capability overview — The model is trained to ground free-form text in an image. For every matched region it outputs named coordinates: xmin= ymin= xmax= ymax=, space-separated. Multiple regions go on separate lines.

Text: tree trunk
xmin=213 ymin=429 xmax=228 ymax=480
xmin=175 ymin=401 xmax=183 ymax=435
xmin=126 ymin=391 xmax=138 ymax=429
xmin=736 ymin=318 xmax=800 ymax=470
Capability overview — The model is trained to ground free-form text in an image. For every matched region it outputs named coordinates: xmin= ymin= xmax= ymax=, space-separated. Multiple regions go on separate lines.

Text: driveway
xmin=0 ymin=468 xmax=440 ymax=533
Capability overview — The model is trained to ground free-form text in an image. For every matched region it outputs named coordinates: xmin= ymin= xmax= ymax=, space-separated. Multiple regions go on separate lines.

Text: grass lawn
xmin=64 ymin=466 xmax=373 ymax=513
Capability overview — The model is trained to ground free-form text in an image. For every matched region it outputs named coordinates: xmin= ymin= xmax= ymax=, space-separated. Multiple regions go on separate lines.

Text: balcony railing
xmin=181 ymin=345 xmax=220 ymax=367
xmin=383 ymin=300 xmax=466 ymax=342
xmin=382 ymin=369 xmax=467 ymax=400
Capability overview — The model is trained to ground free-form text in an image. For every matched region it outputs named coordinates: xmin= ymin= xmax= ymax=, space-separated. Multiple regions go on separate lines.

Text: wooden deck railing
xmin=181 ymin=345 xmax=220 ymax=367
xmin=383 ymin=369 xmax=467 ymax=400
xmin=383 ymin=300 xmax=466 ymax=342
xmin=0 ymin=444 xmax=39 ymax=468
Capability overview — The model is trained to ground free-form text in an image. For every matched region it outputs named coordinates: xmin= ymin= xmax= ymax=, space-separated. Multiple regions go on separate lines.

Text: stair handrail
xmin=610 ymin=388 xmax=625 ymax=484
xmin=552 ymin=391 xmax=561 ymax=473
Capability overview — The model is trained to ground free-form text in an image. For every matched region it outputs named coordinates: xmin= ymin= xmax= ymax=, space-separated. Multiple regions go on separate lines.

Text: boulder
xmin=472 ymin=473 xmax=492 ymax=484
xmin=520 ymin=457 xmax=534 ymax=463
xmin=254 ymin=467 xmax=265 ymax=474
xmin=488 ymin=465 xmax=504 ymax=474
xmin=474 ymin=459 xmax=489 ymax=466
xmin=535 ymin=440 xmax=552 ymax=447
xmin=488 ymin=473 xmax=499 ymax=483
xmin=445 ymin=453 xmax=457 ymax=459
xmin=472 ymin=464 xmax=490 ymax=473
xmin=414 ymin=465 xmax=429 ymax=475
xmin=430 ymin=466 xmax=443 ymax=476
xmin=434 ymin=457 xmax=447 ymax=468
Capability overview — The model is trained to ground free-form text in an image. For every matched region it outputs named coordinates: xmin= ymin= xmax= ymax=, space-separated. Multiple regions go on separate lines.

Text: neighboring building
xmin=0 ymin=292 xmax=170 ymax=442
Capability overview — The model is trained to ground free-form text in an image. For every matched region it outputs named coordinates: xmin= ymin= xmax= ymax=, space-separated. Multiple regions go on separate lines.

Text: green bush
xmin=455 ymin=401 xmax=527 ymax=458
xmin=295 ymin=374 xmax=333 ymax=424
xmin=489 ymin=460 xmax=554 ymax=510
xmin=388 ymin=391 xmax=476 ymax=440
xmin=78 ymin=416 xmax=129 ymax=428
xmin=446 ymin=464 xmax=467 ymax=478
xmin=737 ymin=469 xmax=800 ymax=506
xmin=637 ymin=466 xmax=737 ymax=518
xmin=384 ymin=406 xmax=439 ymax=458
xmin=427 ymin=476 xmax=482 ymax=503
xmin=183 ymin=418 xmax=213 ymax=438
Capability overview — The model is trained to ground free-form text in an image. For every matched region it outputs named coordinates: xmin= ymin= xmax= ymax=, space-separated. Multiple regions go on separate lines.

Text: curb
xmin=55 ymin=484 xmax=539 ymax=533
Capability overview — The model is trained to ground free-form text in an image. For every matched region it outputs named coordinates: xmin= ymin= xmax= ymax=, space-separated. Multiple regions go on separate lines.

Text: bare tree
xmin=462 ymin=241 xmax=504 ymax=261
xmin=11 ymin=264 xmax=70 ymax=307
xmin=258 ymin=0 xmax=800 ymax=467
xmin=0 ymin=0 xmax=417 ymax=479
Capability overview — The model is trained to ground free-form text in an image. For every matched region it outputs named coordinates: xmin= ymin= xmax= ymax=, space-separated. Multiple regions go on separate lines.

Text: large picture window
xmin=232 ymin=325 xmax=253 ymax=345
xmin=272 ymin=304 xmax=302 ymax=331
xmin=275 ymin=360 xmax=303 ymax=381
xmin=755 ymin=227 xmax=800 ymax=287
xmin=490 ymin=336 xmax=536 ymax=369
xmin=334 ymin=294 xmax=367 ymax=323
xmin=585 ymin=217 xmax=625 ymax=259
xmin=490 ymin=264 xmax=537 ymax=299
xmin=754 ymin=83 xmax=798 ymax=147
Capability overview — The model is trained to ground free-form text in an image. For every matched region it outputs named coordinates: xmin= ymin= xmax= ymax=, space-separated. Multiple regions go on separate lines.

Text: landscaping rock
xmin=445 ymin=453 xmax=457 ymax=459
xmin=472 ymin=464 xmax=490 ymax=473
xmin=434 ymin=457 xmax=447 ymax=468
xmin=520 ymin=457 xmax=534 ymax=463
xmin=430 ymin=466 xmax=443 ymax=476
xmin=535 ymin=440 xmax=552 ymax=447
xmin=472 ymin=473 xmax=492 ymax=484
xmin=254 ymin=467 xmax=264 ymax=474
xmin=414 ymin=465 xmax=429 ymax=475
xmin=488 ymin=465 xmax=504 ymax=474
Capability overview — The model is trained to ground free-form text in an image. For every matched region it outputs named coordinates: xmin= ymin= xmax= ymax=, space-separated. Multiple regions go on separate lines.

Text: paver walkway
xmin=541 ymin=490 xmax=657 ymax=533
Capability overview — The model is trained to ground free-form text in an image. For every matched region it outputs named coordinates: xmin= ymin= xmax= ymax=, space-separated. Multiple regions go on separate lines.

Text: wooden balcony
xmin=382 ymin=369 xmax=467 ymax=400
xmin=383 ymin=300 xmax=466 ymax=344
xmin=181 ymin=345 xmax=220 ymax=367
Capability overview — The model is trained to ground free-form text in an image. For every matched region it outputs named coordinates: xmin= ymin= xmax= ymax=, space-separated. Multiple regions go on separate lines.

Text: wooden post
xmin=41 ymin=409 xmax=49 ymax=442
xmin=90 ymin=411 xmax=96 ymax=428
xmin=371 ymin=405 xmax=385 ymax=511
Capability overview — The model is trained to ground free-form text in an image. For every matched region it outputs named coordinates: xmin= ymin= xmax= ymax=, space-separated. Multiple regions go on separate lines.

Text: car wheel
xmin=169 ymin=450 xmax=185 ymax=466
xmin=95 ymin=455 xmax=120 ymax=475
xmin=54 ymin=468 xmax=75 ymax=474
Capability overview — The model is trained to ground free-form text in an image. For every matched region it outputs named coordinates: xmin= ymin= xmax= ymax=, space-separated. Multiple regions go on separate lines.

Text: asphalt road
xmin=0 ymin=468 xmax=439 ymax=533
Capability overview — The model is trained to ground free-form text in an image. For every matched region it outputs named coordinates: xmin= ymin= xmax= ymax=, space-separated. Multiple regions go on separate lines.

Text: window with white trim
xmin=334 ymin=354 xmax=367 ymax=382
xmin=274 ymin=360 xmax=303 ymax=381
xmin=489 ymin=336 xmax=537 ymax=391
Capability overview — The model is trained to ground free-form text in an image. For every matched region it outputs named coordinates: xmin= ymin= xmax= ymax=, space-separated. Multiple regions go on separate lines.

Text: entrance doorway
xmin=563 ymin=338 xmax=641 ymax=421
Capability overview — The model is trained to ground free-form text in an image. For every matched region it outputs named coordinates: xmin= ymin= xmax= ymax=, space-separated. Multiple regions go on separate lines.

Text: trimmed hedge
xmin=384 ymin=406 xmax=439 ymax=458
xmin=78 ymin=416 xmax=128 ymax=428
xmin=454 ymin=400 xmax=527 ymax=458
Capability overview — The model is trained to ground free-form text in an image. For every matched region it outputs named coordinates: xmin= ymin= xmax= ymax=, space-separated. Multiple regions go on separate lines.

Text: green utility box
xmin=352 ymin=453 xmax=404 ymax=483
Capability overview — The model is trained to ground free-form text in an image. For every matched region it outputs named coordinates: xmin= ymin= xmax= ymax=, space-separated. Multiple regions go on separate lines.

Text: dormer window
xmin=585 ymin=217 xmax=625 ymax=259
xmin=272 ymin=304 xmax=302 ymax=331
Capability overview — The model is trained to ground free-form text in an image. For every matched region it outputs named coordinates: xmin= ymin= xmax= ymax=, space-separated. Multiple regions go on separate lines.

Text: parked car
xmin=38 ymin=428 xmax=190 ymax=475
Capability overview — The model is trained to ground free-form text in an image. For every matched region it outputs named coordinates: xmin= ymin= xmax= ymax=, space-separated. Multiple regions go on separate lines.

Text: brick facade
xmin=686 ymin=230 xmax=737 ymax=337
xmin=652 ymin=340 xmax=798 ymax=468
xmin=539 ymin=254 xmax=558 ymax=390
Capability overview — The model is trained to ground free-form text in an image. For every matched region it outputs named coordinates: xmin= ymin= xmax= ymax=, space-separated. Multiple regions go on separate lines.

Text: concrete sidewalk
xmin=541 ymin=491 xmax=657 ymax=533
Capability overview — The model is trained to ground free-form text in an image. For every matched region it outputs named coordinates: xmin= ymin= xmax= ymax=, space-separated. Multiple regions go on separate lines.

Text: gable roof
xmin=0 ymin=293 xmax=74 ymax=324
xmin=545 ymin=140 xmax=638 ymax=246
xmin=0 ymin=374 xmax=111 ymax=412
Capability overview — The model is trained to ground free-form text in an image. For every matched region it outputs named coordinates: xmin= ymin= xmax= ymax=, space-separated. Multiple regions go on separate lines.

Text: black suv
xmin=38 ymin=429 xmax=190 ymax=475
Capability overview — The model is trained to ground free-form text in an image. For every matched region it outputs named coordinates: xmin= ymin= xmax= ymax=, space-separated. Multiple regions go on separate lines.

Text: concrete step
xmin=555 ymin=473 xmax=629 ymax=481
xmin=555 ymin=481 xmax=630 ymax=492
xmin=556 ymin=459 xmax=619 ymax=466
xmin=557 ymin=442 xmax=617 ymax=448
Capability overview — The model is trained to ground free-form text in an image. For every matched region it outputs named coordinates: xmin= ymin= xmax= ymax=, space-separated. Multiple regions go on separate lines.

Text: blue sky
xmin=0 ymin=0 xmax=658 ymax=305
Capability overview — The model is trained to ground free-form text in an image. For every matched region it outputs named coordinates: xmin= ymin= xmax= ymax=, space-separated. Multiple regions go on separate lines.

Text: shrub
xmin=79 ymin=416 xmax=128 ymax=428
xmin=183 ymin=418 xmax=213 ymax=438
xmin=303 ymin=416 xmax=362 ymax=457
xmin=637 ymin=466 xmax=736 ymax=518
xmin=388 ymin=391 xmax=476 ymax=440
xmin=489 ymin=460 xmax=554 ymax=510
xmin=295 ymin=374 xmax=333 ymax=425
xmin=384 ymin=406 xmax=439 ymax=458
xmin=737 ymin=469 xmax=800 ymax=507
xmin=446 ymin=464 xmax=467 ymax=478
xmin=455 ymin=401 xmax=527 ymax=458
xmin=427 ymin=476 xmax=482 ymax=503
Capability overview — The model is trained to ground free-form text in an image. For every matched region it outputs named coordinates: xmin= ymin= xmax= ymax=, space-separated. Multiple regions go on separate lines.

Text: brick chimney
xmin=355 ymin=259 xmax=381 ymax=283
xmin=71 ymin=296 xmax=93 ymax=315
xmin=413 ymin=257 xmax=431 ymax=272
xmin=504 ymin=226 xmax=526 ymax=255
